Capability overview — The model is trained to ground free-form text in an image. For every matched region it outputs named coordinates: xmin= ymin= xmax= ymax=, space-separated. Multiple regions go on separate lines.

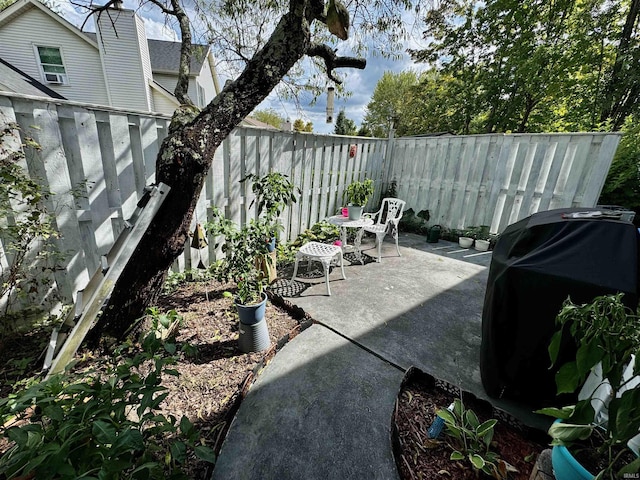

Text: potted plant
xmin=472 ymin=226 xmax=491 ymax=252
xmin=536 ymin=293 xmax=640 ymax=479
xmin=242 ymin=172 xmax=300 ymax=280
xmin=206 ymin=211 xmax=271 ymax=352
xmin=458 ymin=228 xmax=474 ymax=248
xmin=344 ymin=178 xmax=374 ymax=220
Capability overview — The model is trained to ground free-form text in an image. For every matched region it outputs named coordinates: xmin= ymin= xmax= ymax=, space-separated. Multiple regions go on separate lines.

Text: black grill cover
xmin=480 ymin=207 xmax=640 ymax=407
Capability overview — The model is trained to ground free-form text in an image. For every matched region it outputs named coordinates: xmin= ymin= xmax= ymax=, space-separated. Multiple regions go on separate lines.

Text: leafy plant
xmin=467 ymin=225 xmax=491 ymax=241
xmin=0 ymin=123 xmax=65 ymax=334
xmin=437 ymin=398 xmax=508 ymax=479
xmin=0 ymin=330 xmax=215 ymax=479
xmin=344 ymin=178 xmax=374 ymax=206
xmin=241 ymin=172 xmax=300 ymax=238
xmin=205 ymin=208 xmax=269 ymax=305
xmin=537 ymin=294 xmax=640 ymax=479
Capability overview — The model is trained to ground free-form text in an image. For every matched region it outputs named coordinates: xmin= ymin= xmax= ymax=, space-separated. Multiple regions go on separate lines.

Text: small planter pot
xmin=236 ymin=293 xmax=270 ymax=353
xmin=427 ymin=225 xmax=441 ymax=243
xmin=551 ymin=444 xmax=594 ymax=480
xmin=348 ymin=204 xmax=364 ymax=220
xmin=266 ymin=236 xmax=276 ymax=253
xmin=475 ymin=239 xmax=490 ymax=251
xmin=458 ymin=236 xmax=474 ymax=248
xmin=235 ymin=293 xmax=268 ymax=325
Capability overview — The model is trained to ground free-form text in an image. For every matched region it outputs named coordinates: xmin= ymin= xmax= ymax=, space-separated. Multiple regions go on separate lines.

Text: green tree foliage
xmin=406 ymin=0 xmax=640 ymax=133
xmin=356 ymin=124 xmax=371 ymax=137
xmin=293 ymin=119 xmax=313 ymax=132
xmin=362 ymin=71 xmax=419 ymax=137
xmin=599 ymin=117 xmax=640 ymax=212
xmin=252 ymin=108 xmax=285 ymax=129
xmin=334 ymin=110 xmax=357 ymax=135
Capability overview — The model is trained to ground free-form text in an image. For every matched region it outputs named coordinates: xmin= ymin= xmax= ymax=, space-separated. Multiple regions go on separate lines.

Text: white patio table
xmin=327 ymin=215 xmax=374 ymax=265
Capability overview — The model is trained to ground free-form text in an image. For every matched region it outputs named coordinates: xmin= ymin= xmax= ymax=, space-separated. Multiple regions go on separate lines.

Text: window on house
xmin=197 ymin=83 xmax=205 ymax=107
xmin=36 ymin=46 xmax=68 ymax=85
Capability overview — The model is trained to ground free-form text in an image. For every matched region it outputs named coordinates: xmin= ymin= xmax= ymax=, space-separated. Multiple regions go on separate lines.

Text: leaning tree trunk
xmin=87 ymin=5 xmax=313 ymax=343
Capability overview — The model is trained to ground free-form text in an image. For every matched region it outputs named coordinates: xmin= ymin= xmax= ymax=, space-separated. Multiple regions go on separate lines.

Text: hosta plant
xmin=437 ymin=398 xmax=509 ymax=479
xmin=0 ymin=331 xmax=215 ymax=479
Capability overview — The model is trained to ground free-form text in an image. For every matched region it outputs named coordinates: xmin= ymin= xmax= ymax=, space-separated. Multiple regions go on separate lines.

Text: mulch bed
xmin=393 ymin=369 xmax=548 ymax=480
xmin=0 ymin=277 xmax=312 ymax=479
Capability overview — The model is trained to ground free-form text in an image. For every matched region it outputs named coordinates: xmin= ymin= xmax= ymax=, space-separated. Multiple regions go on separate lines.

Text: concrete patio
xmin=211 ymin=233 xmax=546 ymax=480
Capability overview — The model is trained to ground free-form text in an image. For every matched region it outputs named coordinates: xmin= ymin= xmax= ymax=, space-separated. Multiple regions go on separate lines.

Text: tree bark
xmin=599 ymin=0 xmax=640 ymax=128
xmin=88 ymin=0 xmax=365 ymax=342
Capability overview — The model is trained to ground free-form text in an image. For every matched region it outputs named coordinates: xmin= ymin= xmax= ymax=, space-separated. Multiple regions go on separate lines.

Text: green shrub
xmin=599 ymin=117 xmax=640 ymax=220
xmin=0 ymin=330 xmax=215 ymax=479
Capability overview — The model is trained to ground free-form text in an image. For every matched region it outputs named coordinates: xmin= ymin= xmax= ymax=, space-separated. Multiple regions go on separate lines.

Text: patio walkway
xmin=211 ymin=233 xmax=544 ymax=480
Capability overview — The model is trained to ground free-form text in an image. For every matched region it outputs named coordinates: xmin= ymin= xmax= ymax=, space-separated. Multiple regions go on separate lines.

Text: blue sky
xmin=54 ymin=0 xmax=424 ymax=134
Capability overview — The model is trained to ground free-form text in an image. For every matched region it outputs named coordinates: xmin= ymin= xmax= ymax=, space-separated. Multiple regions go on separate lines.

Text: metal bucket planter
xmin=348 ymin=205 xmax=364 ymax=220
xmin=236 ymin=293 xmax=271 ymax=353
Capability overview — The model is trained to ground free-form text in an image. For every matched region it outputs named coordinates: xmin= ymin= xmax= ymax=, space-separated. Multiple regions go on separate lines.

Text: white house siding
xmin=136 ymin=14 xmax=154 ymax=111
xmin=154 ymin=73 xmax=214 ymax=108
xmin=0 ymin=6 xmax=108 ymax=105
xmin=152 ymin=73 xmax=176 ymax=95
xmin=151 ymin=89 xmax=178 ymax=115
xmin=195 ymin=59 xmax=217 ymax=105
xmin=96 ymin=9 xmax=151 ymax=112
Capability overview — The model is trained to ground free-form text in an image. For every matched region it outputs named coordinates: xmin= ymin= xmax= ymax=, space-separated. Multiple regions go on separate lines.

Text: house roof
xmin=147 ymin=40 xmax=208 ymax=75
xmin=242 ymin=117 xmax=279 ymax=130
xmin=82 ymin=33 xmax=207 ymax=75
xmin=0 ymin=56 xmax=67 ymax=99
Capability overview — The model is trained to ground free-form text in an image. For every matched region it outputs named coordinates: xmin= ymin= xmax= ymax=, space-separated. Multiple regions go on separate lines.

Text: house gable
xmin=0 ymin=0 xmax=107 ymax=104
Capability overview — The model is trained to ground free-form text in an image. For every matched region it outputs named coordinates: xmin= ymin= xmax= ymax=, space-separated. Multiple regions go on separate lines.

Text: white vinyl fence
xmin=0 ymin=92 xmax=621 ymax=315
xmin=388 ymin=132 xmax=621 ymax=233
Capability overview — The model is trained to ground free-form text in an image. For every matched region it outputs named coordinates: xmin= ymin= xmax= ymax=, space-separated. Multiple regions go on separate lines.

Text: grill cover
xmin=480 ymin=208 xmax=639 ymax=407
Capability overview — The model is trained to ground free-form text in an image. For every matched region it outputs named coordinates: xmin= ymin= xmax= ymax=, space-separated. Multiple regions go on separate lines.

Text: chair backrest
xmin=376 ymin=198 xmax=406 ymax=225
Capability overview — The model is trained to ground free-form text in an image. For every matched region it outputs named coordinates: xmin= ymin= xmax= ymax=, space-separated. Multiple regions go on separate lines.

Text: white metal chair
xmin=363 ymin=198 xmax=406 ymax=262
xmin=290 ymin=241 xmax=346 ymax=296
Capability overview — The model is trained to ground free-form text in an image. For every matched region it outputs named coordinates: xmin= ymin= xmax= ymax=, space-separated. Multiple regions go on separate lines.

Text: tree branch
xmin=168 ymin=0 xmax=193 ymax=105
xmin=307 ymin=43 xmax=366 ymax=83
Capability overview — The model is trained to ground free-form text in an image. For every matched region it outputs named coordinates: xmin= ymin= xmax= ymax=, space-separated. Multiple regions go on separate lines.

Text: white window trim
xmin=33 ymin=44 xmax=69 ymax=86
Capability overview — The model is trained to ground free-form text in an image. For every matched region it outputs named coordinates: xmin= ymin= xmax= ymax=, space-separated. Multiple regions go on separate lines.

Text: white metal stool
xmin=290 ymin=241 xmax=346 ymax=296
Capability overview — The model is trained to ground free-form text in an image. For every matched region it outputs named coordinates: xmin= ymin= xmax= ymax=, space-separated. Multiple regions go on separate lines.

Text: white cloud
xmin=143 ymin=19 xmax=179 ymax=41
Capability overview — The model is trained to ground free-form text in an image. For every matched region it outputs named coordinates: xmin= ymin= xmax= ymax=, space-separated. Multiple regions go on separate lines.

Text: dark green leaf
xmin=555 ymin=362 xmax=579 ymax=394
xmin=194 ymin=445 xmax=217 ymax=463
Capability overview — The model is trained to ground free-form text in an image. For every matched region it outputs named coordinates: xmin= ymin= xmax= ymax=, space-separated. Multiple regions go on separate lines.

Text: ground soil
xmin=393 ymin=371 xmax=548 ymax=480
xmin=3 ymin=272 xmax=546 ymax=480
xmin=0 ymin=277 xmax=310 ymax=479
